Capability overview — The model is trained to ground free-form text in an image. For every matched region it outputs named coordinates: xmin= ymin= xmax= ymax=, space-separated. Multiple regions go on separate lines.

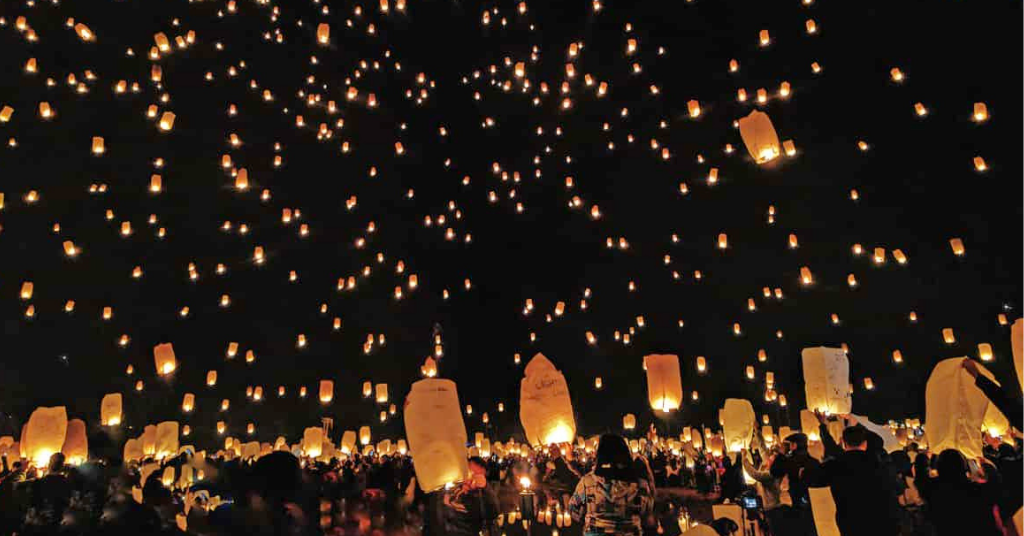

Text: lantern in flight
xmin=520 ymin=353 xmax=576 ymax=445
xmin=645 ymin=354 xmax=682 ymax=413
xmin=738 ymin=111 xmax=780 ymax=164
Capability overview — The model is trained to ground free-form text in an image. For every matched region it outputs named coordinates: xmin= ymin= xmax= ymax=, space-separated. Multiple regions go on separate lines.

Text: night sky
xmin=0 ymin=0 xmax=1020 ymax=448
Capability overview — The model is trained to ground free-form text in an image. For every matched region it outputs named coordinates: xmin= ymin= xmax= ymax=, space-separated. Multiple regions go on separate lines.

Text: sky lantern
xmin=375 ymin=383 xmax=389 ymax=403
xmin=206 ymin=370 xmax=217 ymax=386
xmin=972 ymin=102 xmax=988 ymax=122
xmin=687 ymin=100 xmax=701 ymax=118
xmin=404 ymin=379 xmax=468 ymax=491
xmin=800 ymin=266 xmax=814 ymax=285
xmin=91 ymin=136 xmax=105 ymax=155
xmin=22 ymin=407 xmax=68 ymax=466
xmin=153 ymin=343 xmax=177 ymax=375
xmin=61 ymin=419 xmax=88 ymax=465
xmin=520 ymin=353 xmax=576 ymax=445
xmin=319 ymin=380 xmax=334 ymax=403
xmin=359 ymin=426 xmax=371 ymax=446
xmin=802 ymin=347 xmax=852 ymax=415
xmin=421 ymin=357 xmax=438 ymax=377
xmin=623 ymin=414 xmax=636 ymax=430
xmin=738 ymin=110 xmax=780 ymax=164
xmin=890 ymin=67 xmax=904 ymax=82
xmin=154 ymin=32 xmax=171 ymax=52
xmin=645 ymin=354 xmax=682 ymax=413
xmin=759 ymin=29 xmax=770 ymax=46
xmin=949 ymin=238 xmax=965 ymax=256
xmin=182 ymin=393 xmax=195 ymax=412
xmin=722 ymin=399 xmax=755 ymax=452
xmin=925 ymin=358 xmax=995 ymax=459
xmin=317 ymin=23 xmax=330 ymax=45
xmin=363 ymin=381 xmax=372 ymax=398
xmin=0 ymin=106 xmax=13 ymax=123
xmin=977 ymin=343 xmax=993 ymax=362
xmin=303 ymin=427 xmax=324 ymax=458
xmin=158 ymin=112 xmax=175 ymax=131
xmin=942 ymin=328 xmax=956 ymax=344
xmin=100 ymin=394 xmax=122 ymax=426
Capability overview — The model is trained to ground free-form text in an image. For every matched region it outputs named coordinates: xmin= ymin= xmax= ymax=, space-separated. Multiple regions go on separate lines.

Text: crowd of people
xmin=0 ymin=360 xmax=1019 ymax=536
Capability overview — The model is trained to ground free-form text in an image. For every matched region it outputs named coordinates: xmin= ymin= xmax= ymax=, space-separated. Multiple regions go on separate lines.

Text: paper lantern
xmin=362 ymin=381 xmax=373 ymax=398
xmin=982 ymin=402 xmax=1010 ymax=439
xmin=303 ymin=427 xmax=324 ymax=458
xmin=942 ymin=328 xmax=956 ymax=344
xmin=925 ymin=358 xmax=996 ymax=459
xmin=738 ymin=110 xmax=780 ymax=164
xmin=972 ymin=102 xmax=988 ymax=122
xmin=155 ymin=421 xmax=179 ymax=459
xmin=206 ymin=370 xmax=217 ymax=386
xmin=123 ymin=439 xmax=142 ymax=463
xmin=1013 ymin=319 xmax=1022 ymax=393
xmin=949 ymin=238 xmax=965 ymax=256
xmin=520 ymin=353 xmax=576 ymax=445
xmin=22 ymin=406 xmax=68 ymax=466
xmin=696 ymin=356 xmax=707 ymax=373
xmin=158 ymin=112 xmax=175 ymax=131
xmin=359 ymin=426 xmax=371 ymax=446
xmin=61 ymin=419 xmax=88 ymax=465
xmin=405 ymin=379 xmax=469 ymax=491
xmin=801 ymin=347 xmax=852 ymax=415
xmin=759 ymin=29 xmax=770 ymax=46
xmin=623 ymin=414 xmax=636 ymax=430
xmin=20 ymin=282 xmax=33 ymax=300
xmin=977 ymin=343 xmax=993 ymax=362
xmin=91 ymin=136 xmax=105 ymax=155
xmin=319 ymin=380 xmax=334 ymax=403
xmin=375 ymin=383 xmax=389 ymax=403
xmin=153 ymin=343 xmax=177 ymax=375
xmin=101 ymin=393 xmax=122 ymax=426
xmin=317 ymin=23 xmax=330 ymax=45
xmin=722 ymin=399 xmax=755 ymax=452
xmin=421 ymin=357 xmax=438 ymax=377
xmin=0 ymin=106 xmax=13 ymax=123
xmin=687 ymin=100 xmax=701 ymax=118
xmin=182 ymin=393 xmax=195 ymax=413
xmin=645 ymin=354 xmax=682 ymax=413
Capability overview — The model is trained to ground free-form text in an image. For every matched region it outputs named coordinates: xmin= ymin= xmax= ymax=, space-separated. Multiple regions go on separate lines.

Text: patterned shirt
xmin=568 ymin=472 xmax=654 ymax=536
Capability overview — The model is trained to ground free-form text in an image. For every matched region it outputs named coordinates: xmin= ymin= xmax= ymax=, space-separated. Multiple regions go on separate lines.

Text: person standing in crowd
xmin=568 ymin=435 xmax=654 ymax=536
xmin=543 ymin=443 xmax=580 ymax=506
xmin=740 ymin=445 xmax=791 ymax=536
xmin=913 ymin=449 xmax=1002 ymax=536
xmin=770 ymin=432 xmax=818 ymax=536
xmin=803 ymin=421 xmax=901 ymax=536
xmin=443 ymin=456 xmax=499 ymax=536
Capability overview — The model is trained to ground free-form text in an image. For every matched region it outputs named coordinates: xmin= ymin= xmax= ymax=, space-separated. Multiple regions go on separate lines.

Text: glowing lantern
xmin=319 ymin=380 xmax=334 ymax=403
xmin=645 ymin=354 xmax=682 ymax=413
xmin=20 ymin=282 xmax=33 ymax=300
xmin=154 ymin=32 xmax=170 ymax=52
xmin=783 ymin=140 xmax=796 ymax=156
xmin=91 ymin=136 xmax=105 ymax=155
xmin=421 ymin=357 xmax=438 ymax=377
xmin=943 ymin=328 xmax=956 ymax=344
xmin=594 ymin=376 xmax=603 ymax=389
xmin=722 ymin=399 xmax=755 ymax=452
xmin=153 ymin=343 xmax=177 ymax=375
xmin=949 ymin=238 xmax=965 ymax=256
xmin=375 ymin=383 xmax=389 ymax=403
xmin=317 ymin=23 xmax=330 ymax=45
xmin=687 ymin=100 xmax=701 ymax=118
xmin=973 ymin=157 xmax=987 ymax=172
xmin=717 ymin=233 xmax=728 ymax=249
xmin=404 ymin=379 xmax=469 ymax=491
xmin=0 ymin=106 xmax=13 ymax=122
xmin=623 ymin=414 xmax=636 ymax=430
xmin=182 ymin=393 xmax=195 ymax=413
xmin=101 ymin=394 xmax=122 ymax=426
xmin=925 ymin=358 xmax=997 ymax=459
xmin=61 ymin=419 xmax=88 ymax=465
xmin=359 ymin=426 xmax=371 ymax=446
xmin=150 ymin=175 xmax=162 ymax=193
xmin=759 ymin=29 xmax=770 ymax=46
xmin=890 ymin=68 xmax=904 ymax=82
xmin=303 ymin=427 xmax=324 ymax=458
xmin=800 ymin=266 xmax=813 ymax=285
xmin=738 ymin=110 xmax=780 ymax=164
xmin=696 ymin=356 xmax=707 ymax=374
xmin=520 ymin=353 xmax=576 ymax=445
xmin=155 ymin=422 xmax=179 ymax=459
xmin=892 ymin=350 xmax=904 ymax=364
xmin=206 ymin=370 xmax=217 ymax=386
xmin=158 ymin=112 xmax=175 ymax=131
xmin=63 ymin=241 xmax=78 ymax=257
xmin=363 ymin=381 xmax=372 ymax=398
xmin=805 ymin=19 xmax=817 ymax=34
xmin=801 ymin=347 xmax=852 ymax=415
xmin=914 ymin=102 xmax=928 ymax=117
xmin=972 ymin=102 xmax=988 ymax=122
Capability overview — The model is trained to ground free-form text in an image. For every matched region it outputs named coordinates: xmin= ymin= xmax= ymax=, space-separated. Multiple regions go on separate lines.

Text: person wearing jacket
xmin=803 ymin=423 xmax=901 ymax=536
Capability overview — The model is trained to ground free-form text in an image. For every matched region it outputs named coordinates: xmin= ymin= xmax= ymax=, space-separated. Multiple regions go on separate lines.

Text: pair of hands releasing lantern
xmin=404 ymin=378 xmax=468 ymax=492
xmin=925 ymin=358 xmax=1005 ymax=459
xmin=520 ymin=353 xmax=577 ymax=446
xmin=721 ymin=398 xmax=756 ymax=453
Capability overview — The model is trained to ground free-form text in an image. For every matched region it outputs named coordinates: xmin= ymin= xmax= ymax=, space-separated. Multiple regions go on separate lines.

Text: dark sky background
xmin=0 ymin=0 xmax=1019 ymax=450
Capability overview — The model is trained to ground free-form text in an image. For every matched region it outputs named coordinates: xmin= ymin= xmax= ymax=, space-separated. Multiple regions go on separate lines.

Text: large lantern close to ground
xmin=801 ymin=347 xmax=852 ymax=415
xmin=520 ymin=353 xmax=576 ymax=446
xmin=22 ymin=406 xmax=68 ymax=466
xmin=404 ymin=378 xmax=468 ymax=491
xmin=721 ymin=399 xmax=755 ymax=452
xmin=925 ymin=357 xmax=993 ymax=459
